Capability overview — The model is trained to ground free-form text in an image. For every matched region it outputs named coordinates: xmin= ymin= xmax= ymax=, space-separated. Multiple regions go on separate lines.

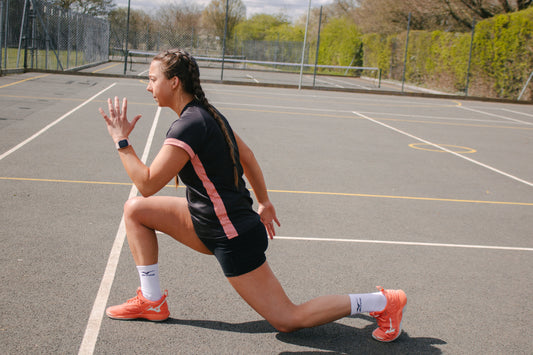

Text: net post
xmin=518 ymin=71 xmax=533 ymax=101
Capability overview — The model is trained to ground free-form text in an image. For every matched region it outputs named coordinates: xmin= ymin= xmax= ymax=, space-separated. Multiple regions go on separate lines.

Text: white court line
xmin=0 ymin=83 xmax=116 ymax=161
xmin=246 ymin=74 xmax=260 ymax=83
xmin=275 ymin=236 xmax=533 ymax=252
xmin=459 ymin=105 xmax=532 ymax=125
xmin=352 ymin=111 xmax=533 ymax=187
xmin=154 ymin=231 xmax=533 ymax=252
xmin=78 ymin=107 xmax=162 ymax=355
xmin=138 ymin=69 xmax=149 ymax=76
xmin=501 ymin=108 xmax=533 ymax=118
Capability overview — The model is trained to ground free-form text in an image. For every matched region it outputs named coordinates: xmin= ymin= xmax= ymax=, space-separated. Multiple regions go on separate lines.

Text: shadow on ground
xmin=166 ymin=314 xmax=445 ymax=354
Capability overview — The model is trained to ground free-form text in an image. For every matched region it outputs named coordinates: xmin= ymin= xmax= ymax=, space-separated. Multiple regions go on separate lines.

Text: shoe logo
xmin=147 ymin=299 xmax=166 ymax=313
xmin=141 ymin=270 xmax=155 ymax=277
xmin=385 ymin=318 xmax=396 ymax=334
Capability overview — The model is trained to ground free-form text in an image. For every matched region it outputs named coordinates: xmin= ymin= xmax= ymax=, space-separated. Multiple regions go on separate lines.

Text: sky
xmin=112 ymin=0 xmax=333 ymax=21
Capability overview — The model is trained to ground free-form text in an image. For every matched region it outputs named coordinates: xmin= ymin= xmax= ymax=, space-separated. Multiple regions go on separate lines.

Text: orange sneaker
xmin=369 ymin=286 xmax=406 ymax=342
xmin=106 ymin=288 xmax=169 ymax=322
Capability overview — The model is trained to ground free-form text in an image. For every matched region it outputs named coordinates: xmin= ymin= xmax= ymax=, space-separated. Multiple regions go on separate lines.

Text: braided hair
xmin=153 ymin=49 xmax=240 ymax=188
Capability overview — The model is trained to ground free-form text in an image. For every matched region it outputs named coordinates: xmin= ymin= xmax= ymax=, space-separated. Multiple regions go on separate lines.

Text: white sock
xmin=349 ymin=292 xmax=387 ymax=315
xmin=137 ymin=264 xmax=162 ymax=301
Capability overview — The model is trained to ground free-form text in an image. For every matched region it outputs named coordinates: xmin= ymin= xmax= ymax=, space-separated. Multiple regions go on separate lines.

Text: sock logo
xmin=356 ymin=298 xmax=362 ymax=313
xmin=141 ymin=270 xmax=155 ymax=277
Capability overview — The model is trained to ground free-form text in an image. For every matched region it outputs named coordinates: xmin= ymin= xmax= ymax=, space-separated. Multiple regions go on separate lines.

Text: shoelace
xmin=126 ymin=296 xmax=144 ymax=305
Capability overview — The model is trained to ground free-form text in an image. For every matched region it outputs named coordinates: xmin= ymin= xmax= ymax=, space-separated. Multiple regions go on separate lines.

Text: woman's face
xmin=147 ymin=60 xmax=175 ymax=107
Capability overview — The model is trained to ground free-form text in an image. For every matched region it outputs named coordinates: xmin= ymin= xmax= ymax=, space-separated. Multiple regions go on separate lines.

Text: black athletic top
xmin=164 ymin=100 xmax=260 ymax=239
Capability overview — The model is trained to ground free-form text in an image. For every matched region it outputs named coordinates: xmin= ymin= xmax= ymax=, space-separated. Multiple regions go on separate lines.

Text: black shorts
xmin=199 ymin=222 xmax=268 ymax=277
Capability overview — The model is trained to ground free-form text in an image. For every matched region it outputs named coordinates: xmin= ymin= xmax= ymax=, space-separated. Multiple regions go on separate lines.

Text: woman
xmin=99 ymin=49 xmax=406 ymax=343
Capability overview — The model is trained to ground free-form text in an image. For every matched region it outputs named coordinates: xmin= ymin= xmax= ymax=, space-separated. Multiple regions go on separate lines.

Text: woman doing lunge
xmin=99 ymin=49 xmax=406 ymax=343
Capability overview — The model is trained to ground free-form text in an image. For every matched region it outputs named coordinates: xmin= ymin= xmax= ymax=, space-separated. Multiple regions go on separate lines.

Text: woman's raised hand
xmin=99 ymin=96 xmax=142 ymax=143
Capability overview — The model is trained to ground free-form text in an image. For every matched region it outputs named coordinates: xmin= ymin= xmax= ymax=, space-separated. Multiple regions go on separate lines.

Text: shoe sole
xmin=107 ymin=314 xmax=169 ymax=322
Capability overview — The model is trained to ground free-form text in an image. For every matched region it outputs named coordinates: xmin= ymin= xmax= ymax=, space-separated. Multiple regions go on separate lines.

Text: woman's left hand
xmin=99 ymin=96 xmax=141 ymax=143
xmin=258 ymin=201 xmax=281 ymax=239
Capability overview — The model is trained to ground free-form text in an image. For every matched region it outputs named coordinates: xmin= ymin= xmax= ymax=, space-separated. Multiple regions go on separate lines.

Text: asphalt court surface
xmin=1 ymin=72 xmax=532 ymax=354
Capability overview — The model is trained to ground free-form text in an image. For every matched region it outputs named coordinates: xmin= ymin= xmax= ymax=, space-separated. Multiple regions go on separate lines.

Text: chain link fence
xmin=0 ymin=0 xmax=109 ymax=72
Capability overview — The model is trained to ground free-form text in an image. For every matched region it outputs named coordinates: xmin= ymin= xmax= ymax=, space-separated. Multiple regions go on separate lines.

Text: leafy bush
xmin=362 ymin=7 xmax=533 ymax=100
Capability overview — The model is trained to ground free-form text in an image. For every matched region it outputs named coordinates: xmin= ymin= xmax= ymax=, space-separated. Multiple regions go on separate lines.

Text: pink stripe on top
xmin=164 ymin=138 xmax=238 ymax=238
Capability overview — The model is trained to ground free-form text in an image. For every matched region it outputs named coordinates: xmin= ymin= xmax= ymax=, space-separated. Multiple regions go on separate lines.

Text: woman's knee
xmin=267 ymin=309 xmax=306 ymax=333
xmin=270 ymin=318 xmax=301 ymax=333
xmin=123 ymin=196 xmax=146 ymax=220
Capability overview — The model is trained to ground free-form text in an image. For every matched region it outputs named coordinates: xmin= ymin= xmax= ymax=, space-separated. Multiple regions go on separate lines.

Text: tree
xmin=154 ymin=2 xmax=203 ymax=32
xmin=50 ymin=0 xmax=115 ymax=16
xmin=354 ymin=0 xmax=533 ymax=33
xmin=202 ymin=0 xmax=246 ymax=41
xmin=234 ymin=14 xmax=290 ymax=41
xmin=442 ymin=0 xmax=533 ymax=28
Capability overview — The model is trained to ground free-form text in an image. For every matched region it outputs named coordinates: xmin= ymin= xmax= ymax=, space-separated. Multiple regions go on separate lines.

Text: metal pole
xmin=123 ymin=0 xmax=131 ymax=75
xmin=312 ymin=6 xmax=323 ymax=88
xmin=401 ymin=12 xmax=411 ymax=93
xmin=465 ymin=18 xmax=476 ymax=96
xmin=220 ymin=0 xmax=229 ymax=81
xmin=3 ymin=0 xmax=8 ymax=70
xmin=0 ymin=0 xmax=4 ymax=71
xmin=298 ymin=0 xmax=312 ymax=90
xmin=17 ymin=0 xmax=28 ymax=68
xmin=518 ymin=70 xmax=533 ymax=100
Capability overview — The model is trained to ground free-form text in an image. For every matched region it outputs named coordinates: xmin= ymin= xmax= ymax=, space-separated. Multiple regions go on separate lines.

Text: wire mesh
xmin=1 ymin=0 xmax=109 ymax=71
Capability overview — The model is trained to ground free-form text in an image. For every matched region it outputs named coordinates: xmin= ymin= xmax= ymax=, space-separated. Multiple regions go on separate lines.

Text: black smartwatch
xmin=116 ymin=138 xmax=129 ymax=150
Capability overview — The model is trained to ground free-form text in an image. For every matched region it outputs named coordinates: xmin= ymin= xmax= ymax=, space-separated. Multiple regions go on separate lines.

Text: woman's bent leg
xmin=227 ymin=261 xmax=351 ymax=333
xmin=123 ymin=195 xmax=211 ymax=266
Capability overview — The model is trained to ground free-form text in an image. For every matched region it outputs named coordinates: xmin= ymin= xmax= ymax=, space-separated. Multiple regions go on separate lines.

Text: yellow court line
xmin=0 ymin=74 xmax=50 ymax=89
xmin=267 ymin=188 xmax=533 ymax=206
xmin=92 ymin=62 xmax=120 ymax=73
xmin=1 ymin=176 xmax=531 ymax=206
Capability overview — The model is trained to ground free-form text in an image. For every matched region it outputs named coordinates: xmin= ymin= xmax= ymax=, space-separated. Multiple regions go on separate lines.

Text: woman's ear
xmin=171 ymin=76 xmax=179 ymax=89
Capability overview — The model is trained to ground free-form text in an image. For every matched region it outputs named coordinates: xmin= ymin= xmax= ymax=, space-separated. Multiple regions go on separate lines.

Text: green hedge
xmin=361 ymin=7 xmax=533 ymax=100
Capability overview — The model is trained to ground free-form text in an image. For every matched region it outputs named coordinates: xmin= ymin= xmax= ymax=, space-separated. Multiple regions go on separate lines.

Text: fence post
xmin=312 ymin=6 xmax=323 ymax=88
xmin=17 ymin=0 xmax=27 ymax=68
xmin=3 ymin=0 xmax=8 ymax=70
xmin=401 ymin=12 xmax=411 ymax=93
xmin=123 ymin=0 xmax=131 ymax=75
xmin=465 ymin=18 xmax=476 ymax=96
xmin=220 ymin=0 xmax=229 ymax=81
xmin=298 ymin=0 xmax=312 ymax=90
xmin=0 ymin=0 xmax=3 ymax=71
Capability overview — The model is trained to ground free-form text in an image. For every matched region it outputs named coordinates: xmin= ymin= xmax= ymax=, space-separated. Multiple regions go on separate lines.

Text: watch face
xmin=118 ymin=139 xmax=128 ymax=148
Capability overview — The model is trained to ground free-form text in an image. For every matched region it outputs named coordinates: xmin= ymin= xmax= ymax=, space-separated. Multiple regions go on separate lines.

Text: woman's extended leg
xmin=227 ymin=261 xmax=351 ymax=333
xmin=228 ymin=261 xmax=407 ymax=342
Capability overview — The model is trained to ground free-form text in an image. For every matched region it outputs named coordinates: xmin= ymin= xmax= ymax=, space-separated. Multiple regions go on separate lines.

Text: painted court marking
xmin=500 ymin=108 xmax=533 ymax=118
xmin=459 ymin=105 xmax=532 ymax=125
xmin=0 ymin=73 xmax=50 ymax=89
xmin=274 ymin=236 xmax=533 ymax=252
xmin=352 ymin=111 xmax=533 ymax=187
xmin=78 ymin=107 xmax=162 ymax=355
xmin=2 ymin=176 xmax=532 ymax=206
xmin=0 ymin=83 xmax=116 ymax=161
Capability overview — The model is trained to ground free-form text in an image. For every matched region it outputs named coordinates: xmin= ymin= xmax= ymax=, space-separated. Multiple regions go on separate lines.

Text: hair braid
xmin=155 ymin=49 xmax=240 ymax=188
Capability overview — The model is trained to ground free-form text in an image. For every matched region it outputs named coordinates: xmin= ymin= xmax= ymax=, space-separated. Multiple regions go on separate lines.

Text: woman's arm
xmin=115 ymin=144 xmax=189 ymax=197
xmin=234 ymin=132 xmax=280 ymax=238
xmin=99 ymin=97 xmax=189 ymax=197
